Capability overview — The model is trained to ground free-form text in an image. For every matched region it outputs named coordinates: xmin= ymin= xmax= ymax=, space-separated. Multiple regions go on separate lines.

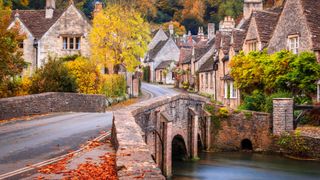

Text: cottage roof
xmin=252 ymin=10 xmax=281 ymax=44
xmin=231 ymin=29 xmax=246 ymax=52
xmin=215 ymin=31 xmax=232 ymax=54
xmin=180 ymin=48 xmax=192 ymax=64
xmin=12 ymin=9 xmax=64 ymax=39
xmin=148 ymin=40 xmax=168 ymax=61
xmin=155 ymin=60 xmax=175 ymax=70
xmin=198 ymin=55 xmax=215 ymax=72
xmin=300 ymin=0 xmax=320 ymax=50
xmin=11 ymin=4 xmax=91 ymax=40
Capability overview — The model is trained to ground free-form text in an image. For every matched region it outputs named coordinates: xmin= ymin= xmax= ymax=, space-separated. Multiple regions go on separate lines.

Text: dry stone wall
xmin=0 ymin=92 xmax=106 ymax=120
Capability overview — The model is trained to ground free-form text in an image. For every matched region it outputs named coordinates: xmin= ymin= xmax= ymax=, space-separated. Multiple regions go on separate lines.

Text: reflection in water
xmin=172 ymin=152 xmax=320 ymax=180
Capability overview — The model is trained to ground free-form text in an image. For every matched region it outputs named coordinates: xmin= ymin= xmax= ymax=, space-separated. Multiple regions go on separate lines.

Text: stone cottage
xmin=198 ymin=0 xmax=263 ymax=108
xmin=144 ymin=27 xmax=180 ymax=84
xmin=8 ymin=0 xmax=92 ymax=76
xmin=267 ymin=0 xmax=320 ymax=101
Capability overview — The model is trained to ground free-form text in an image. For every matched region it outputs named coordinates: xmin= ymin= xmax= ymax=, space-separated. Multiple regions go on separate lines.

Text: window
xmin=62 ymin=37 xmax=81 ymax=50
xmin=230 ymin=81 xmax=237 ymax=98
xmin=201 ymin=74 xmax=204 ymax=89
xmin=224 ymin=81 xmax=237 ymax=99
xmin=210 ymin=72 xmax=213 ymax=89
xmin=248 ymin=41 xmax=257 ymax=52
xmin=205 ymin=73 xmax=208 ymax=88
xmin=288 ymin=35 xmax=299 ymax=54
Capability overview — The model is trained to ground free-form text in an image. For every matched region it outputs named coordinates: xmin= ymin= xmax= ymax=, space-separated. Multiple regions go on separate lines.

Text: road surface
xmin=0 ymin=83 xmax=177 ymax=177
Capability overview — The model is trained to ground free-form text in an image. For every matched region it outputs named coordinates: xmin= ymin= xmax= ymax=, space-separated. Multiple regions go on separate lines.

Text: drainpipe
xmin=33 ymin=38 xmax=38 ymax=69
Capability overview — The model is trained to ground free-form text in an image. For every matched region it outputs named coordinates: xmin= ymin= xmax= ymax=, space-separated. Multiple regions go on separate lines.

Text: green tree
xmin=89 ymin=4 xmax=151 ymax=73
xmin=30 ymin=58 xmax=77 ymax=94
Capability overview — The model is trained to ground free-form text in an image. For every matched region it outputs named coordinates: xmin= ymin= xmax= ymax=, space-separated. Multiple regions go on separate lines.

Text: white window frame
xmin=62 ymin=36 xmax=81 ymax=50
xmin=230 ymin=81 xmax=237 ymax=98
xmin=224 ymin=81 xmax=237 ymax=99
xmin=247 ymin=40 xmax=257 ymax=52
xmin=224 ymin=82 xmax=228 ymax=98
xmin=288 ymin=35 xmax=299 ymax=54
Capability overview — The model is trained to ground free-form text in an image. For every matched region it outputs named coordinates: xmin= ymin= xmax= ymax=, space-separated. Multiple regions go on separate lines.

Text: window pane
xmin=63 ymin=37 xmax=67 ymax=49
xmin=70 ymin=37 xmax=74 ymax=49
xmin=76 ymin=37 xmax=80 ymax=50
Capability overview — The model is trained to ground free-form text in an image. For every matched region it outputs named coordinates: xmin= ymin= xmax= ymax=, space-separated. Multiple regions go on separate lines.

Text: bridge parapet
xmin=112 ymin=94 xmax=209 ymax=179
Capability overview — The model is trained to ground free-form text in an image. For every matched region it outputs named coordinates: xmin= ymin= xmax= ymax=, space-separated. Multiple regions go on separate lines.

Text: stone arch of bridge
xmin=172 ymin=134 xmax=188 ymax=161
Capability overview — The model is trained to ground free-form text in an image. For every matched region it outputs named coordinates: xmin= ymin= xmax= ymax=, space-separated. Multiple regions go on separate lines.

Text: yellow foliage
xmin=65 ymin=57 xmax=101 ymax=94
xmin=100 ymin=74 xmax=126 ymax=98
xmin=90 ymin=4 xmax=151 ymax=73
xmin=162 ymin=21 xmax=186 ymax=36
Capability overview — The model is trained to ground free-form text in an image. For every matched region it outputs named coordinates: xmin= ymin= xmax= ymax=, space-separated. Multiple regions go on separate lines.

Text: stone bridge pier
xmin=112 ymin=94 xmax=210 ymax=179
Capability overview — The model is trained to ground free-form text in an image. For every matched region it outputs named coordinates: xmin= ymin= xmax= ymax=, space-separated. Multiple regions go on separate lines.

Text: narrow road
xmin=0 ymin=83 xmax=177 ymax=177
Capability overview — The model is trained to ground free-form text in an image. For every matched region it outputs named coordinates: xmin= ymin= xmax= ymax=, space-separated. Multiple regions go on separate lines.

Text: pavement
xmin=0 ymin=83 xmax=178 ymax=179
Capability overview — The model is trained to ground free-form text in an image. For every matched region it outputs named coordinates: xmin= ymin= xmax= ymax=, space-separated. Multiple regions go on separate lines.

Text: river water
xmin=172 ymin=152 xmax=320 ymax=180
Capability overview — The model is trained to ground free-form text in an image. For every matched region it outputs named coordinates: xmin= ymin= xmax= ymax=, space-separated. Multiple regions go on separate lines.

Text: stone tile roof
xmin=148 ymin=40 xmax=168 ymax=61
xmin=252 ymin=10 xmax=281 ymax=44
xmin=231 ymin=29 xmax=246 ymax=52
xmin=300 ymin=0 xmax=320 ymax=50
xmin=12 ymin=9 xmax=64 ymax=39
xmin=215 ymin=31 xmax=232 ymax=54
xmin=155 ymin=60 xmax=174 ymax=70
xmin=180 ymin=47 xmax=192 ymax=64
xmin=198 ymin=55 xmax=215 ymax=72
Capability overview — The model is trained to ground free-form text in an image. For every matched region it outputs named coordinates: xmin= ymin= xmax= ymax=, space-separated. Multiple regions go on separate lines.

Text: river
xmin=172 ymin=152 xmax=320 ymax=180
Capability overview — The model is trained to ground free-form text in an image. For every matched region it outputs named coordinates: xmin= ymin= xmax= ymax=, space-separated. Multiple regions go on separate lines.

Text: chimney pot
xmin=93 ymin=2 xmax=103 ymax=17
xmin=243 ymin=0 xmax=263 ymax=20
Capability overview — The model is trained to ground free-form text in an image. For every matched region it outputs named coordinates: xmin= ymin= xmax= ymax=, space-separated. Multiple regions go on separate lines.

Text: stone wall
xmin=212 ymin=110 xmax=272 ymax=151
xmin=0 ymin=92 xmax=106 ymax=120
xmin=272 ymin=98 xmax=294 ymax=135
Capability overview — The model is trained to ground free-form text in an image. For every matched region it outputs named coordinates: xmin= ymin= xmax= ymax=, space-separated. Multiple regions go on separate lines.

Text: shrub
xmin=218 ymin=107 xmax=229 ymax=118
xmin=239 ymin=90 xmax=266 ymax=112
xmin=277 ymin=131 xmax=310 ymax=157
xmin=263 ymin=91 xmax=292 ymax=113
xmin=65 ymin=57 xmax=102 ymax=94
xmin=30 ymin=58 xmax=77 ymax=94
xmin=100 ymin=74 xmax=126 ymax=98
xmin=0 ymin=77 xmax=31 ymax=98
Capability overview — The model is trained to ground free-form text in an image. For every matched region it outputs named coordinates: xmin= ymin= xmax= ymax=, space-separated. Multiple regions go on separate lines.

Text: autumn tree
xmin=162 ymin=21 xmax=186 ymax=36
xmin=65 ymin=56 xmax=102 ymax=94
xmin=0 ymin=1 xmax=26 ymax=96
xmin=90 ymin=4 xmax=151 ymax=73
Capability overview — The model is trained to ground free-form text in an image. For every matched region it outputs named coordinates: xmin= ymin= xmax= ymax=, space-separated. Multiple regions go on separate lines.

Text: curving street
xmin=0 ymin=83 xmax=177 ymax=178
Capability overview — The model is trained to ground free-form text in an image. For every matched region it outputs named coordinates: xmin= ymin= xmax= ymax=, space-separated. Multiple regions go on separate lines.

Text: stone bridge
xmin=112 ymin=97 xmax=309 ymax=179
xmin=112 ymin=94 xmax=210 ymax=179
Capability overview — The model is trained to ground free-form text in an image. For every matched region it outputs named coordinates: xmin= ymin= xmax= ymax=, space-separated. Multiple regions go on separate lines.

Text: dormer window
xmin=63 ymin=37 xmax=81 ymax=50
xmin=247 ymin=40 xmax=257 ymax=52
xmin=288 ymin=35 xmax=299 ymax=54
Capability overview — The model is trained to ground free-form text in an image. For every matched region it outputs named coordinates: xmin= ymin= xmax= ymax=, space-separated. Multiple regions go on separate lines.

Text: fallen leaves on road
xmin=62 ymin=153 xmax=117 ymax=180
xmin=38 ymin=154 xmax=74 ymax=174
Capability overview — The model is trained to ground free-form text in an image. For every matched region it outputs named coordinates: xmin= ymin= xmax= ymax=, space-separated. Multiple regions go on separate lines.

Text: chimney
xmin=45 ymin=0 xmax=55 ymax=19
xmin=169 ymin=23 xmax=174 ymax=37
xmin=93 ymin=1 xmax=103 ymax=18
xmin=219 ymin=16 xmax=235 ymax=32
xmin=243 ymin=0 xmax=263 ymax=20
xmin=208 ymin=23 xmax=215 ymax=40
